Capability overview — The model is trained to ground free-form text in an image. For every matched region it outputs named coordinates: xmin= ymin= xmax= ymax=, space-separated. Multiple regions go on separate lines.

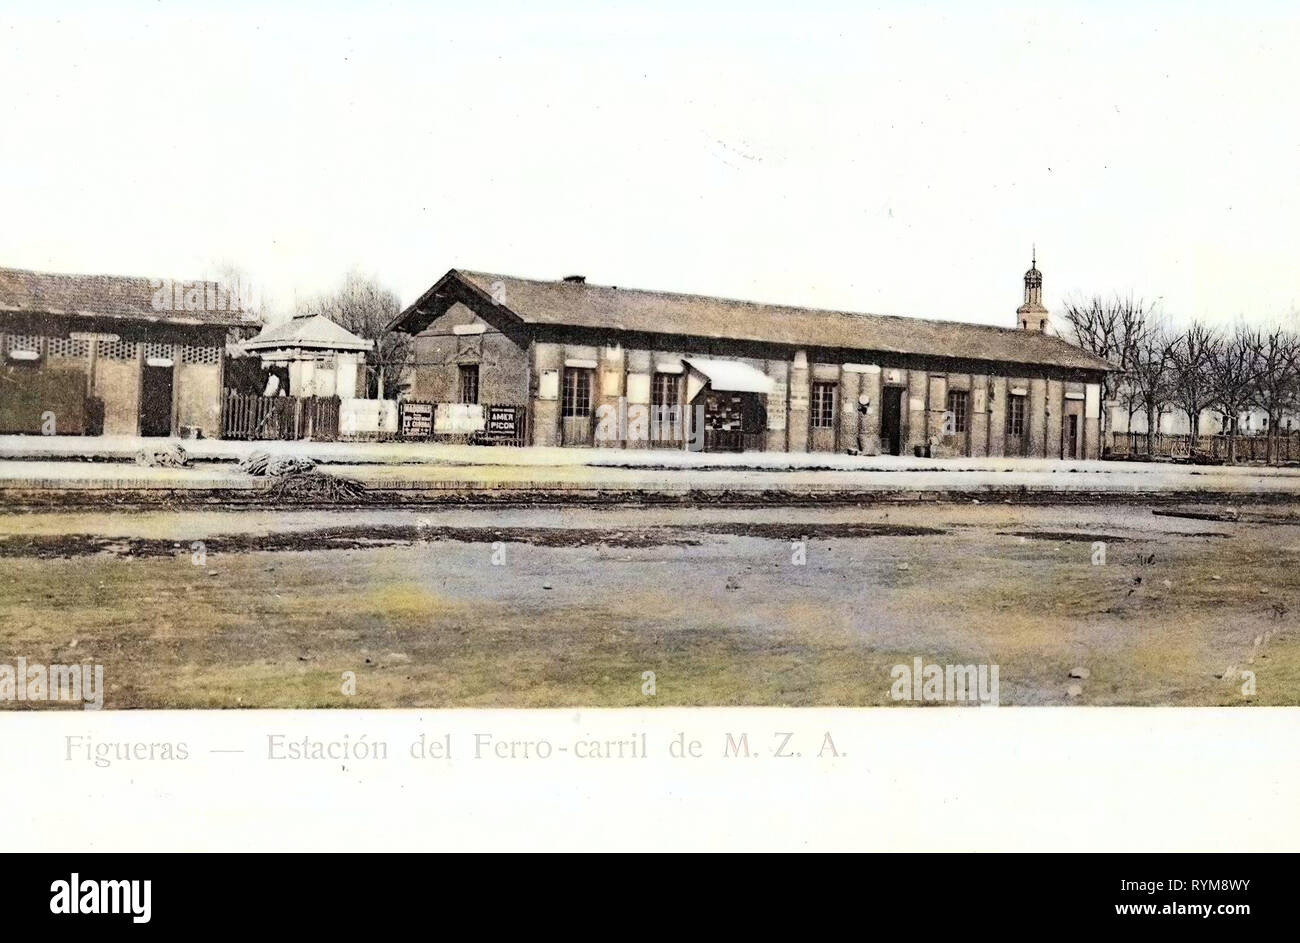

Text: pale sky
xmin=2 ymin=0 xmax=1297 ymax=327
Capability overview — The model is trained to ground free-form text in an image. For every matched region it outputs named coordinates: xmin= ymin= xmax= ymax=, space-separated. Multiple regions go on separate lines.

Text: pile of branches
xmin=239 ymin=450 xmax=365 ymax=502
xmin=238 ymin=452 xmax=316 ymax=476
xmin=136 ymin=444 xmax=190 ymax=468
xmin=264 ymin=471 xmax=366 ymax=502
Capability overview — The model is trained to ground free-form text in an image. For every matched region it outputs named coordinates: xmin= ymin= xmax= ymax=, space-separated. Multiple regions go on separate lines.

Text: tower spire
xmin=1016 ymin=249 xmax=1048 ymax=332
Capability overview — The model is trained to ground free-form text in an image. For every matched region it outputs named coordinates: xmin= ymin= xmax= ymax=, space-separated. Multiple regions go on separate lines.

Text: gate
xmin=221 ymin=393 xmax=340 ymax=441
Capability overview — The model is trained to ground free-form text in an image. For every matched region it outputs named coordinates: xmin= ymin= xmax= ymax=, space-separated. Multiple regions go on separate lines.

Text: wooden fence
xmin=222 ymin=393 xmax=340 ymax=441
xmin=1110 ymin=431 xmax=1300 ymax=463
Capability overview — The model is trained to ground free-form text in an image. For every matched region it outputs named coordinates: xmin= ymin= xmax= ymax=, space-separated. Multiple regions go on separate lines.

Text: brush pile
xmin=135 ymin=444 xmax=190 ymax=468
xmin=264 ymin=471 xmax=366 ymax=502
xmin=237 ymin=450 xmax=364 ymax=501
xmin=238 ymin=452 xmax=316 ymax=476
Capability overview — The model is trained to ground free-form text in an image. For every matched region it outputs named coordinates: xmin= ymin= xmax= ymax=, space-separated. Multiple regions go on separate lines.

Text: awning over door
xmin=683 ymin=357 xmax=776 ymax=394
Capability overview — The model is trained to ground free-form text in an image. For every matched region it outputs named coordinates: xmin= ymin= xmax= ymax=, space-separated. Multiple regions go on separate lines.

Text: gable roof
xmin=0 ymin=265 xmax=263 ymax=329
xmin=243 ymin=313 xmax=373 ymax=352
xmin=394 ymin=268 xmax=1114 ymax=373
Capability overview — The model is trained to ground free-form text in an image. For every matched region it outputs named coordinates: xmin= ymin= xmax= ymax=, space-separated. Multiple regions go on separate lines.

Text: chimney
xmin=562 ymin=274 xmax=586 ymax=284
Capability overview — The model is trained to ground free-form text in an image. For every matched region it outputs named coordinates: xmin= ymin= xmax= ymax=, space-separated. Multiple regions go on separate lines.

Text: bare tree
xmin=1249 ymin=327 xmax=1300 ymax=464
xmin=1167 ymin=322 xmax=1221 ymax=448
xmin=1209 ymin=324 xmax=1260 ymax=463
xmin=204 ymin=260 xmax=276 ymax=322
xmin=1060 ymin=294 xmax=1154 ymax=436
xmin=1129 ymin=321 xmax=1176 ymax=454
xmin=296 ymin=270 xmax=408 ymax=398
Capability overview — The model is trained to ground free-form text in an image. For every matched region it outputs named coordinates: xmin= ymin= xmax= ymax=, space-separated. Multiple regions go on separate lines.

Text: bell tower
xmin=1016 ymin=248 xmax=1049 ymax=332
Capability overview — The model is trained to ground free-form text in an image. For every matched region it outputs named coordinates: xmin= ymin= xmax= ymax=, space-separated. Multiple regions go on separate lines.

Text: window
xmin=651 ymin=372 xmax=679 ymax=407
xmin=48 ymin=336 xmax=89 ymax=359
xmin=458 ymin=364 xmax=479 ymax=404
xmin=100 ymin=339 xmax=138 ymax=361
xmin=562 ymin=368 xmax=592 ymax=418
xmin=3 ymin=334 xmax=43 ymax=355
xmin=1007 ymin=394 xmax=1026 ymax=437
xmin=181 ymin=342 xmax=220 ymax=365
xmin=811 ymin=382 xmax=837 ymax=429
xmin=946 ymin=390 xmax=969 ymax=434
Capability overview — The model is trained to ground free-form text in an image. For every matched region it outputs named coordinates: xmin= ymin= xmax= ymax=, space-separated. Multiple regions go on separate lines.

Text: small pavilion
xmin=242 ymin=314 xmax=373 ymax=398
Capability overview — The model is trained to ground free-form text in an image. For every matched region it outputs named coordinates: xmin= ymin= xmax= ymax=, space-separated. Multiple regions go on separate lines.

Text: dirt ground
xmin=0 ymin=502 xmax=1297 ymax=708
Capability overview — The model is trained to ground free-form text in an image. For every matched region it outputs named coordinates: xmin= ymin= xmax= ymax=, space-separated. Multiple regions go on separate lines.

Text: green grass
xmin=1 ymin=507 xmax=1297 ymax=708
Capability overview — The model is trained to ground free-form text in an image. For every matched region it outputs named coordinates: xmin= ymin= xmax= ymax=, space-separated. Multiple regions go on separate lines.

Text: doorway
xmin=560 ymin=367 xmax=594 ymax=446
xmin=881 ymin=386 xmax=904 ymax=456
xmin=809 ymin=381 xmax=838 ymax=452
xmin=139 ymin=364 xmax=174 ymax=437
xmin=650 ymin=372 xmax=685 ymax=448
xmin=1063 ymin=405 xmax=1082 ymax=459
xmin=1005 ymin=393 xmax=1028 ymax=457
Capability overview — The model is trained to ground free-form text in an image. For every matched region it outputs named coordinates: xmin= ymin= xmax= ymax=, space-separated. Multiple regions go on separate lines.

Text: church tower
xmin=1016 ymin=249 xmax=1049 ymax=332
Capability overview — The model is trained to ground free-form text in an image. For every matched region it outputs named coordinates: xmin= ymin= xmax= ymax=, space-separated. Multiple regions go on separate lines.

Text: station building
xmin=0 ymin=265 xmax=261 ymax=437
xmin=390 ymin=261 xmax=1113 ymax=458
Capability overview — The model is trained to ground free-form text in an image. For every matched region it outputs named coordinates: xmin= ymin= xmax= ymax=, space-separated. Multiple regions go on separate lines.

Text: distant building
xmin=1112 ymin=405 xmax=1297 ymax=437
xmin=390 ymin=260 xmax=1113 ymax=457
xmin=0 ymin=265 xmax=260 ymax=437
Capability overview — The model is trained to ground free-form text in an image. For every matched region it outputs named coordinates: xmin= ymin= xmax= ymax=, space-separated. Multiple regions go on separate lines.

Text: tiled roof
xmin=0 ymin=266 xmax=263 ymax=329
xmin=397 ymin=269 xmax=1114 ymax=373
xmin=243 ymin=313 xmax=373 ymax=352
